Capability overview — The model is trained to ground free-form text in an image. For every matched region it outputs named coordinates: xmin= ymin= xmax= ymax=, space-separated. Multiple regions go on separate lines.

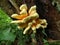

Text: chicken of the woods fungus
xmin=11 ymin=4 xmax=48 ymax=34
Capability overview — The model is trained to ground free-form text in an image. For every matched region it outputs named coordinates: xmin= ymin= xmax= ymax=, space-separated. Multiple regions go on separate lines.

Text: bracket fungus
xmin=11 ymin=4 xmax=48 ymax=34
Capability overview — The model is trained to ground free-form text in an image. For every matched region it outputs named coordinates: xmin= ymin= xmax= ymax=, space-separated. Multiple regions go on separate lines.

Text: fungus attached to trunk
xmin=11 ymin=4 xmax=48 ymax=34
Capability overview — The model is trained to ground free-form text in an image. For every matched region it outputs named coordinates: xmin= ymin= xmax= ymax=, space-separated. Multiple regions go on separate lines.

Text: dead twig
xmin=9 ymin=0 xmax=20 ymax=14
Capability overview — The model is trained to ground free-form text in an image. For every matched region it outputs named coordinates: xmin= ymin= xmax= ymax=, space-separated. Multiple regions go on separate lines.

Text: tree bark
xmin=35 ymin=0 xmax=60 ymax=40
